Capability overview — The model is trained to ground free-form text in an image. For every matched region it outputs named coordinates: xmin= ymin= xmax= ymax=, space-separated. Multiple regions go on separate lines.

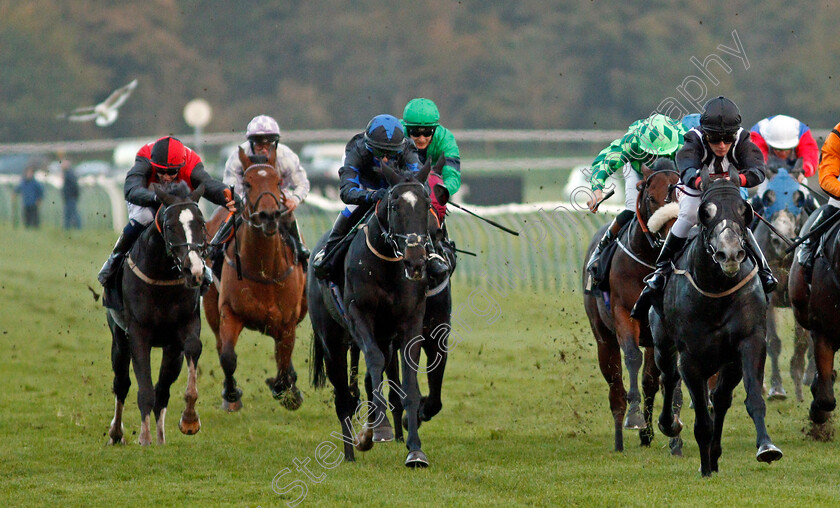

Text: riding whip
xmin=229 ymin=186 xmax=243 ymax=280
xmin=590 ymin=189 xmax=616 ymax=212
xmin=448 ymin=201 xmax=520 ymax=236
xmin=454 ymin=247 xmax=477 ymax=257
xmin=784 ymin=207 xmax=840 ymax=254
xmin=752 ymin=211 xmax=795 ymax=248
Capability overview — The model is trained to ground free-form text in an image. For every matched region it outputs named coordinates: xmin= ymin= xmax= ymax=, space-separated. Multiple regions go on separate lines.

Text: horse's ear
xmin=238 ymin=146 xmax=249 ymax=169
xmin=154 ymin=183 xmax=175 ymax=207
xmin=792 ymin=190 xmax=805 ymax=208
xmin=433 ymin=183 xmax=450 ymax=206
xmin=189 ymin=183 xmax=205 ymax=203
xmin=742 ymin=199 xmax=754 ymax=226
xmin=381 ymin=159 xmax=401 ymax=186
xmin=415 ymin=158 xmax=432 ymax=183
xmin=699 ymin=166 xmax=710 ymax=189
xmin=640 ymin=163 xmax=653 ymax=180
xmin=762 ymin=189 xmax=776 ymax=208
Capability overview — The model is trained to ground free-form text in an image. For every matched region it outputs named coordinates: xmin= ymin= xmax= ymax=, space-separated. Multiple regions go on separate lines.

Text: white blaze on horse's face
xmin=257 ymin=169 xmax=268 ymax=177
xmin=179 ymin=208 xmax=205 ymax=281
xmin=711 ymin=219 xmax=747 ymax=277
xmin=400 ymin=190 xmax=418 ymax=209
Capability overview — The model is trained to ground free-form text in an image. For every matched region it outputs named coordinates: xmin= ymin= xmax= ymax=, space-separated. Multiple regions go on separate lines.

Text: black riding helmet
xmin=363 ymin=114 xmax=406 ymax=154
xmin=700 ymin=96 xmax=741 ymax=134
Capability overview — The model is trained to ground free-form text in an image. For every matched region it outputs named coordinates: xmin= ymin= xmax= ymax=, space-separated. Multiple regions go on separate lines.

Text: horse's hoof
xmin=373 ymin=425 xmax=394 ymax=443
xmin=767 ymin=386 xmax=787 ymax=401
xmin=405 ymin=450 xmax=429 ymax=468
xmin=276 ymin=387 xmax=304 ymax=411
xmin=222 ymin=386 xmax=243 ymax=403
xmin=658 ymin=416 xmax=682 ymax=438
xmin=669 ymin=436 xmax=683 ymax=457
xmin=107 ymin=436 xmax=126 ymax=445
xmin=107 ymin=425 xmax=125 ymax=445
xmin=355 ymin=427 xmax=374 ymax=452
xmin=179 ymin=415 xmax=201 ymax=435
xmin=806 ymin=420 xmax=835 ymax=442
xmin=756 ymin=443 xmax=783 ymax=463
xmin=623 ymin=411 xmax=647 ymax=430
xmin=222 ymin=399 xmax=243 ymax=412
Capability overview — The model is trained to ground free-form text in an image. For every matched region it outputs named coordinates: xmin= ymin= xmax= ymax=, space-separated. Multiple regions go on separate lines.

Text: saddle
xmin=589 ymin=220 xmax=633 ymax=293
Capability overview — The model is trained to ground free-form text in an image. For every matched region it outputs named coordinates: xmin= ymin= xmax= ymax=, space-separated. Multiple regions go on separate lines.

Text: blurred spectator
xmin=61 ymin=159 xmax=82 ymax=229
xmin=14 ymin=165 xmax=45 ymax=228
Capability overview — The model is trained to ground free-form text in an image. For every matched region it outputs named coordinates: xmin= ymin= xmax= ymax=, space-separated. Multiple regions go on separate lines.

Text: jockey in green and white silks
xmin=585 ymin=114 xmax=686 ymax=281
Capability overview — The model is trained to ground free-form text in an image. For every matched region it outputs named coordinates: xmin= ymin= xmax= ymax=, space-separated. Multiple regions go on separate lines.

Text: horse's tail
xmin=310 ymin=332 xmax=327 ymax=389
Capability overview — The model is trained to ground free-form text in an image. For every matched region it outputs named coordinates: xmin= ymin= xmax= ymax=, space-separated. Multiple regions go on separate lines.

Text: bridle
xmin=240 ymin=163 xmax=289 ymax=232
xmin=635 ymin=169 xmax=680 ymax=248
xmin=154 ymin=201 xmax=207 ymax=274
xmin=374 ymin=181 xmax=432 ymax=259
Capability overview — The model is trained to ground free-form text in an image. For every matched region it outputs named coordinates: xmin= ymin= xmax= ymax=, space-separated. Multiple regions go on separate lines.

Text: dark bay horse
xmin=790 ymin=205 xmax=840 ymax=435
xmin=651 ymin=170 xmax=782 ymax=476
xmin=582 ymin=159 xmax=680 ymax=453
xmin=106 ymin=182 xmax=207 ymax=445
xmin=753 ymin=192 xmax=813 ymax=401
xmin=204 ymin=149 xmax=307 ymax=411
xmin=309 ymin=159 xmax=439 ymax=467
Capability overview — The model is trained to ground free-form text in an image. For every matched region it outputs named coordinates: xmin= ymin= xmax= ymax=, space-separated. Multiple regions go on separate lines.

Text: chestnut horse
xmin=582 ymin=159 xmax=680 ymax=453
xmin=203 ymin=149 xmax=307 ymax=411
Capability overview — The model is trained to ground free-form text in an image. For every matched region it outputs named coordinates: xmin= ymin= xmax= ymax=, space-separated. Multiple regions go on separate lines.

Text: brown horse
xmin=203 ymin=149 xmax=308 ymax=411
xmin=582 ymin=159 xmax=680 ymax=453
xmin=789 ymin=206 xmax=840 ymax=436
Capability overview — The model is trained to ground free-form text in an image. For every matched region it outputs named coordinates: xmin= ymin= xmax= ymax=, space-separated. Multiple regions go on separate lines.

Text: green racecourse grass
xmin=2 ymin=224 xmax=840 ymax=507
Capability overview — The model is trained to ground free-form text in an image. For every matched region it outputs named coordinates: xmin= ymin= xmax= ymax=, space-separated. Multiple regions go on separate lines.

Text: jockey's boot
xmin=97 ymin=220 xmax=145 ymax=287
xmin=312 ymin=213 xmax=354 ymax=280
xmin=798 ymin=205 xmax=837 ymax=284
xmin=290 ymin=219 xmax=310 ymax=270
xmin=744 ymin=228 xmax=778 ymax=294
xmin=630 ymin=232 xmax=686 ymax=320
xmin=586 ymin=209 xmax=634 ymax=279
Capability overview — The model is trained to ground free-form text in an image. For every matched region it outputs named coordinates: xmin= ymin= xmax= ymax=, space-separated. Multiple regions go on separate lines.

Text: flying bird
xmin=58 ymin=79 xmax=138 ymax=127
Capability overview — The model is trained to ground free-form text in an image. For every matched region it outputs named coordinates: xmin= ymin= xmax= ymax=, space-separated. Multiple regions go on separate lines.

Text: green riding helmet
xmin=403 ymin=98 xmax=440 ymax=127
xmin=638 ymin=114 xmax=684 ymax=156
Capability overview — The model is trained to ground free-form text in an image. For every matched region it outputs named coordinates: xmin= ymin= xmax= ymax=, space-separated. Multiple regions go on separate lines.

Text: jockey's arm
xmin=734 ymin=134 xmax=767 ymax=188
xmin=818 ymin=126 xmax=840 ymax=200
xmin=124 ymin=158 xmax=159 ymax=207
xmin=190 ymin=164 xmax=235 ymax=209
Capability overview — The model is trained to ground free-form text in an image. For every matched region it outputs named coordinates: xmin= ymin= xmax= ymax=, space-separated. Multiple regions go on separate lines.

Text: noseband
xmin=154 ymin=201 xmax=207 ymax=273
xmin=241 ymin=164 xmax=289 ymax=231
xmin=375 ymin=181 xmax=431 ymax=258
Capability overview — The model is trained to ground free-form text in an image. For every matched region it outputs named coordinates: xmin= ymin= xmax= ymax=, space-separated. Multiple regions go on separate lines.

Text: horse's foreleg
xmin=401 ymin=334 xmax=428 ymax=468
xmin=269 ymin=326 xmax=303 ymax=411
xmin=654 ymin=336 xmax=681 ymax=440
xmin=739 ymin=335 xmax=783 ymax=464
xmin=108 ymin=318 xmax=130 ymax=445
xmin=346 ymin=304 xmax=388 ymax=450
xmin=154 ymin=344 xmax=185 ymax=444
xmin=809 ymin=331 xmax=837 ymax=425
xmin=766 ymin=306 xmax=786 ymax=400
xmin=419 ymin=321 xmax=449 ymax=423
xmin=218 ymin=305 xmax=244 ymax=411
xmin=596 ymin=337 xmax=626 ymax=452
xmin=791 ymin=322 xmax=811 ymax=402
xmin=640 ymin=346 xmax=659 ymax=447
xmin=617 ymin=320 xmax=645 ymax=430
xmin=129 ymin=336 xmax=154 ymax=446
xmin=179 ymin=325 xmax=202 ymax=435
xmin=680 ymin=360 xmax=714 ymax=476
xmin=384 ymin=347 xmax=404 ymax=443
xmin=709 ymin=361 xmax=741 ymax=473
xmin=349 ymin=344 xmax=361 ymax=403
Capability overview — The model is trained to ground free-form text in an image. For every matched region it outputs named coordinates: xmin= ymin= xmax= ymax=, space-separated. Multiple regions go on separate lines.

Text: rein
xmin=371 ymin=182 xmax=432 ymax=259
xmin=635 ymin=169 xmax=680 ymax=249
xmin=153 ymin=201 xmax=207 ymax=272
xmin=240 ymin=163 xmax=289 ymax=230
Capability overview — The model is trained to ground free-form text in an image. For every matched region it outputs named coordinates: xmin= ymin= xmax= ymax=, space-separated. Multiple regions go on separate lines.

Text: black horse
xmin=106 ymin=182 xmax=208 ymax=445
xmin=309 ymin=159 xmax=442 ymax=467
xmin=650 ymin=169 xmax=783 ymax=476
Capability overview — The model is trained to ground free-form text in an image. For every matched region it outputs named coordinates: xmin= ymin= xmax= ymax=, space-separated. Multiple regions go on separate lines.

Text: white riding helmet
xmin=761 ymin=115 xmax=800 ymax=150
xmin=246 ymin=115 xmax=281 ymax=140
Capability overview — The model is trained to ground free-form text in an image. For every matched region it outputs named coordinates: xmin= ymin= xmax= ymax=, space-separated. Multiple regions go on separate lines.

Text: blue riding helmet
xmin=364 ymin=114 xmax=406 ymax=154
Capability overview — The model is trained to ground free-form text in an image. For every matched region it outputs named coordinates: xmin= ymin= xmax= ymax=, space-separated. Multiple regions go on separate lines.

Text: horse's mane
xmin=160 ymin=180 xmax=191 ymax=198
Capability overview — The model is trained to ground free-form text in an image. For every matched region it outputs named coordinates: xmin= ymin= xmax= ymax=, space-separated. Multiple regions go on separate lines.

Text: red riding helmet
xmin=150 ymin=136 xmax=187 ymax=170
